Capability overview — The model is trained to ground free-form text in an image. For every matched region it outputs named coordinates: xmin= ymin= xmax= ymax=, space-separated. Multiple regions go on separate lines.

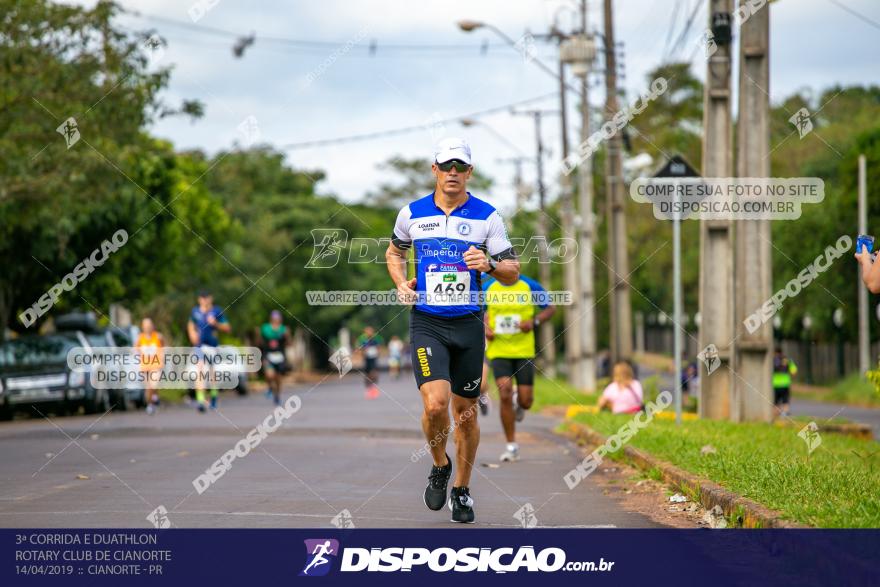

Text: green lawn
xmin=818 ymin=374 xmax=879 ymax=407
xmin=570 ymin=411 xmax=880 ymax=528
xmin=791 ymin=374 xmax=880 ymax=407
xmin=529 ymin=374 xmax=687 ymax=412
xmin=530 ymin=376 xmax=599 ymax=411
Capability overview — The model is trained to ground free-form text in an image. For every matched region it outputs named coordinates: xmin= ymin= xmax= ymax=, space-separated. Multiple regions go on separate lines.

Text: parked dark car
xmin=0 ymin=334 xmax=109 ymax=420
xmin=54 ymin=312 xmax=142 ymax=410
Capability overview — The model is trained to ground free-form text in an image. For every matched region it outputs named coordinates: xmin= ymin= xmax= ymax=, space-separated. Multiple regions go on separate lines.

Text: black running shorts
xmin=409 ymin=310 xmax=485 ymax=398
xmin=490 ymin=357 xmax=535 ymax=386
xmin=773 ymin=386 xmax=790 ymax=405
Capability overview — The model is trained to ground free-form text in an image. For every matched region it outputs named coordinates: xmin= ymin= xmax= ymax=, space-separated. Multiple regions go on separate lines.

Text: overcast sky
xmin=67 ymin=0 xmax=880 ymax=212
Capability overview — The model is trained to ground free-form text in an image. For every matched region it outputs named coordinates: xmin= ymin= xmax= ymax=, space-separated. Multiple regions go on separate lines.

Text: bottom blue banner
xmin=4 ymin=529 xmax=878 ymax=586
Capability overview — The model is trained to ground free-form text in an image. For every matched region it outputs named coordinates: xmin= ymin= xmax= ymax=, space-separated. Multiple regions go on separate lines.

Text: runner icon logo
xmin=300 ymin=539 xmax=340 ymax=577
xmin=417 ymin=347 xmax=431 ymax=377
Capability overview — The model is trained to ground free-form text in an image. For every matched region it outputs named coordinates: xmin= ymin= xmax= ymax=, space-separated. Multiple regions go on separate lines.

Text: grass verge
xmin=570 ymin=411 xmax=880 ymax=527
xmin=530 ymin=374 xmax=695 ymax=411
xmin=793 ymin=374 xmax=880 ymax=408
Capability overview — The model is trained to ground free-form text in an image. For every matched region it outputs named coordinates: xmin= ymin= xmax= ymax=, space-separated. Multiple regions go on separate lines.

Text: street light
xmin=457 ymin=15 xmax=597 ymax=392
xmin=457 ymin=20 xmax=580 ymax=93
xmin=457 ymin=19 xmax=484 ymax=33
xmin=833 ymin=308 xmax=845 ymax=378
xmin=802 ymin=313 xmax=813 ymax=384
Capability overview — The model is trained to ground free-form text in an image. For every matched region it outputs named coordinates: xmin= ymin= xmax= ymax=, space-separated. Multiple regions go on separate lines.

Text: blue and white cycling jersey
xmin=392 ymin=192 xmax=516 ymax=318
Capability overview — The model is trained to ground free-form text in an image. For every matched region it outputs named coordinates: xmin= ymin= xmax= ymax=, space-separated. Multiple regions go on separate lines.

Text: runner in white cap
xmin=386 ymin=137 xmax=520 ymax=523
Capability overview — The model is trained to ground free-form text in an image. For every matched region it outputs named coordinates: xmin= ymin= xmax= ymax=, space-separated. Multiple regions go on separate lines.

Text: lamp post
xmin=458 ymin=14 xmax=599 ymax=391
xmin=802 ymin=314 xmax=813 ymax=385
xmin=560 ymin=28 xmax=598 ymax=392
xmin=833 ymin=308 xmax=845 ymax=378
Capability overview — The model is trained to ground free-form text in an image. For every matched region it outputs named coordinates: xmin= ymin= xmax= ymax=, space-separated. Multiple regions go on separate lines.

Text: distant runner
xmin=135 ymin=317 xmax=164 ymax=415
xmin=356 ymin=326 xmax=383 ymax=398
xmin=388 ymin=335 xmax=404 ymax=380
xmin=187 ymin=290 xmax=230 ymax=412
xmin=483 ymin=274 xmax=555 ymax=462
xmin=259 ymin=310 xmax=290 ymax=406
xmin=773 ymin=347 xmax=798 ymax=418
xmin=385 ymin=137 xmax=520 ymax=523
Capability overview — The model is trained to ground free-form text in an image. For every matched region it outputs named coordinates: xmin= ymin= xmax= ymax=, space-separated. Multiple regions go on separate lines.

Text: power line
xmin=662 ymin=0 xmax=683 ymax=59
xmin=278 ymin=92 xmax=557 ymax=150
xmin=134 ymin=28 xmax=551 ymax=59
xmin=667 ymin=0 xmax=703 ymax=62
xmin=129 ymin=12 xmax=522 ymax=54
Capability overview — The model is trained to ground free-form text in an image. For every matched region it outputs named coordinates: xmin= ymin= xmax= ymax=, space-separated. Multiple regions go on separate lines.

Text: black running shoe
xmin=449 ymin=486 xmax=475 ymax=523
xmin=424 ymin=453 xmax=451 ymax=511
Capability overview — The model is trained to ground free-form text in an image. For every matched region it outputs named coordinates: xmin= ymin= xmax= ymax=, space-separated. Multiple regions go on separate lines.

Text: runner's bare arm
xmin=463 ymin=246 xmax=519 ymax=285
xmin=187 ymin=320 xmax=199 ymax=345
xmin=386 ymin=242 xmax=417 ymax=303
xmin=535 ymin=304 xmax=556 ymax=323
xmin=856 ymin=248 xmax=880 ymax=293
xmin=521 ymin=304 xmax=556 ymax=332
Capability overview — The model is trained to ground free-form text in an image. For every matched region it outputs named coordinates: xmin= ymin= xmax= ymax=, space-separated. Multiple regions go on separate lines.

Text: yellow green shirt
xmin=483 ymin=275 xmax=549 ymax=359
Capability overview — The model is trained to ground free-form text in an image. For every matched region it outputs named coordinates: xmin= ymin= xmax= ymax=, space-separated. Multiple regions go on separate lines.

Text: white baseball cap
xmin=433 ymin=137 xmax=472 ymax=165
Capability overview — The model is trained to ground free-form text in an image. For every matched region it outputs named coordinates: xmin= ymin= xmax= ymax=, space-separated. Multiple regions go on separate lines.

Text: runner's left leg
xmin=450 ymin=393 xmax=479 ymax=487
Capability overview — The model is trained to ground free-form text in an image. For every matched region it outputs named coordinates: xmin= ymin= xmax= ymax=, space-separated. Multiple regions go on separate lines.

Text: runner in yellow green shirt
xmin=482 ymin=274 xmax=555 ymax=462
xmin=772 ymin=347 xmax=797 ymax=418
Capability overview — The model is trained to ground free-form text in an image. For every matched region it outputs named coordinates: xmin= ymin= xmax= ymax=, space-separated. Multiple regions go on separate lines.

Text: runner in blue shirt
xmin=385 ymin=137 xmax=520 ymax=523
xmin=187 ymin=289 xmax=231 ymax=412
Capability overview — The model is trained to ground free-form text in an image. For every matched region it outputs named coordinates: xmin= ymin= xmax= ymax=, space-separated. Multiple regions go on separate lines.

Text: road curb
xmin=775 ymin=419 xmax=873 ymax=440
xmin=559 ymin=420 xmax=808 ymax=529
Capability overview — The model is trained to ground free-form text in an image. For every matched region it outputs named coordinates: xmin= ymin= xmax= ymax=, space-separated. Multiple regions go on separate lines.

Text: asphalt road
xmin=790 ymin=397 xmax=880 ymax=431
xmin=0 ymin=374 xmax=664 ymax=529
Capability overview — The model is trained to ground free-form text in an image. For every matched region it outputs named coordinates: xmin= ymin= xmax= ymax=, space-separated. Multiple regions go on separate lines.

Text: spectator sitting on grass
xmin=597 ymin=362 xmax=644 ymax=415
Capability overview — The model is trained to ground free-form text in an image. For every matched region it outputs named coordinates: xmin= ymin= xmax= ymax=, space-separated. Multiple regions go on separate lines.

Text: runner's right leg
xmin=411 ymin=316 xmax=453 ymax=512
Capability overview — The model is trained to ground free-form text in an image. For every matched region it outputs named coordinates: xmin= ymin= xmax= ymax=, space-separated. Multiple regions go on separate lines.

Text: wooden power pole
xmin=698 ymin=1 xmax=735 ymax=419
xmin=603 ymin=0 xmax=632 ymax=363
xmin=733 ymin=0 xmax=773 ymax=422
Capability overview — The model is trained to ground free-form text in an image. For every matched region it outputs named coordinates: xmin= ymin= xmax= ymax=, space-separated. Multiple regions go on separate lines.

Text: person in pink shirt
xmin=598 ymin=362 xmax=643 ymax=414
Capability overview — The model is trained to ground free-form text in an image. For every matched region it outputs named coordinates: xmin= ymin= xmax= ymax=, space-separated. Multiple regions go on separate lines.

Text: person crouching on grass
xmin=597 ymin=362 xmax=643 ymax=414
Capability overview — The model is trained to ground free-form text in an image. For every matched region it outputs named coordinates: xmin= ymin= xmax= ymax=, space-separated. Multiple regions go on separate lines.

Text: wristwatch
xmin=534 ymin=317 xmax=542 ymax=328
xmin=487 ymin=257 xmax=498 ymax=274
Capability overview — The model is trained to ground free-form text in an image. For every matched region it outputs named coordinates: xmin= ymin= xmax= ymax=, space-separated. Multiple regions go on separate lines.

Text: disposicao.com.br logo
xmin=301 ymin=542 xmax=615 ymax=574
xmin=300 ymin=539 xmax=340 ymax=576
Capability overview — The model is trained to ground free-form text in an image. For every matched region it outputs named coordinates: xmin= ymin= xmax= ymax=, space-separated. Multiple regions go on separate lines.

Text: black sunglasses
xmin=436 ymin=160 xmax=471 ymax=172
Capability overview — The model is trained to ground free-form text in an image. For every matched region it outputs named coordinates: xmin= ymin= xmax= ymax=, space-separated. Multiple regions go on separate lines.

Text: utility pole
xmin=575 ymin=0 xmax=597 ymax=391
xmin=734 ymin=0 xmax=773 ymax=422
xmin=496 ymin=157 xmax=533 ymax=210
xmin=556 ymin=47 xmax=585 ymax=389
xmin=514 ymin=109 xmax=559 ymax=377
xmin=698 ymin=1 xmax=734 ymax=420
xmin=858 ymin=154 xmax=870 ymax=375
xmin=602 ymin=0 xmax=632 ymax=363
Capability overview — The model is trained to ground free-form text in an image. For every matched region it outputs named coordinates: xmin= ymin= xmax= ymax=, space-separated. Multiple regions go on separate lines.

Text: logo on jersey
xmin=417 ymin=222 xmax=441 ymax=230
xmin=417 ymin=347 xmax=431 ymax=377
xmin=457 ymin=222 xmax=471 ymax=236
xmin=300 ymin=539 xmax=339 ymax=576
